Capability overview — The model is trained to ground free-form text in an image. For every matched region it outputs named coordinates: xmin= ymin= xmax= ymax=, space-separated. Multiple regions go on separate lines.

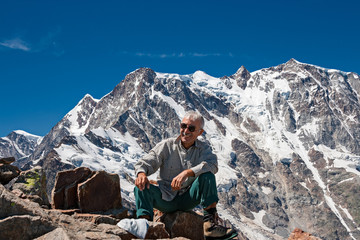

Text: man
xmin=134 ymin=111 xmax=237 ymax=239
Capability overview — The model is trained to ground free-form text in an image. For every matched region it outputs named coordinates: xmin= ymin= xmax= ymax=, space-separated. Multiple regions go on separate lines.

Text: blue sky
xmin=1 ymin=0 xmax=359 ymax=137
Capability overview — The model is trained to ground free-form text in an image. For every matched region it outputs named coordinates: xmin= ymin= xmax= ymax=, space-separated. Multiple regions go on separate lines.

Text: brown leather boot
xmin=203 ymin=208 xmax=237 ymax=240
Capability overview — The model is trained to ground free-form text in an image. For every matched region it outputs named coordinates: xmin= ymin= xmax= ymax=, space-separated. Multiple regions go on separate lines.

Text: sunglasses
xmin=180 ymin=123 xmax=197 ymax=132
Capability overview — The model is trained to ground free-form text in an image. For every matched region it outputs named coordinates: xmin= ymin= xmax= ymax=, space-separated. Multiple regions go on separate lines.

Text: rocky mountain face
xmin=3 ymin=59 xmax=360 ymax=240
xmin=0 ymin=130 xmax=42 ymax=165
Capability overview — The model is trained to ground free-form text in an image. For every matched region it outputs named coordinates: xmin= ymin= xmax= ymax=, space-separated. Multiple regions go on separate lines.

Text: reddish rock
xmin=77 ymin=171 xmax=122 ymax=212
xmin=51 ymin=167 xmax=92 ymax=209
xmin=64 ymin=182 xmax=78 ymax=209
xmin=288 ymin=228 xmax=322 ymax=240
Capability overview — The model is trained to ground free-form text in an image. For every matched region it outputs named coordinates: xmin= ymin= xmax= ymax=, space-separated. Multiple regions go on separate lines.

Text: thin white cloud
xmin=0 ymin=38 xmax=31 ymax=51
xmin=191 ymin=53 xmax=222 ymax=57
xmin=0 ymin=27 xmax=63 ymax=56
xmin=127 ymin=51 xmax=233 ymax=58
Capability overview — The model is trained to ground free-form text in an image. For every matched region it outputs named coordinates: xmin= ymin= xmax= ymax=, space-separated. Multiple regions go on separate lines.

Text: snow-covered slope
xmin=0 ymin=130 xmax=42 ymax=161
xmin=18 ymin=59 xmax=360 ymax=239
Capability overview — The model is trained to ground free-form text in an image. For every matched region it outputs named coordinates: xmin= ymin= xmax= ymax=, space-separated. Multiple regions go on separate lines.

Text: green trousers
xmin=134 ymin=172 xmax=219 ymax=220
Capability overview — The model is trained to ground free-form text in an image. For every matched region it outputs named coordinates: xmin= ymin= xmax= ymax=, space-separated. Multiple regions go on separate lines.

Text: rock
xmin=146 ymin=221 xmax=171 ymax=239
xmin=288 ymin=228 xmax=322 ymax=240
xmin=0 ymin=215 xmax=55 ymax=240
xmin=51 ymin=167 xmax=93 ymax=209
xmin=51 ymin=167 xmax=123 ymax=214
xmin=48 ymin=209 xmax=81 ymax=215
xmin=77 ymin=170 xmax=122 ymax=212
xmin=73 ymin=213 xmax=119 ymax=225
xmin=0 ymin=183 xmax=170 ymax=240
xmin=11 ymin=188 xmax=44 ymax=205
xmin=0 ymin=156 xmax=15 ymax=164
xmin=0 ymin=163 xmax=20 ymax=184
xmin=34 ymin=228 xmax=71 ymax=240
xmin=96 ymin=221 xmax=170 ymax=240
xmin=7 ymin=166 xmax=49 ymax=206
xmin=232 ymin=66 xmax=251 ymax=90
xmin=0 ymin=184 xmax=40 ymax=219
xmin=160 ymin=211 xmax=204 ymax=240
xmin=97 ymin=207 xmax=129 ymax=220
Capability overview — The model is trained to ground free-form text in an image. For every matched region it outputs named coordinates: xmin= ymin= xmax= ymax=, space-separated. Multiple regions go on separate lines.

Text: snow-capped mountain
xmin=15 ymin=59 xmax=360 ymax=239
xmin=0 ymin=130 xmax=42 ymax=163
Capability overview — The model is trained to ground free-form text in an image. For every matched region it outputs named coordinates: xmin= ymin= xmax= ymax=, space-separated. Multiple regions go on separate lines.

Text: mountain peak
xmin=234 ymin=65 xmax=249 ymax=76
xmin=128 ymin=67 xmax=156 ymax=77
xmin=83 ymin=94 xmax=97 ymax=101
xmin=12 ymin=130 xmax=42 ymax=140
xmin=192 ymin=70 xmax=211 ymax=80
xmin=231 ymin=66 xmax=251 ymax=89
xmin=76 ymin=94 xmax=98 ymax=108
xmin=286 ymin=58 xmax=301 ymax=65
xmin=125 ymin=67 xmax=156 ymax=85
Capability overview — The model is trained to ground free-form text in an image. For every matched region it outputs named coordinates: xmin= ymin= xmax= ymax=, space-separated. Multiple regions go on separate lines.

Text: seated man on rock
xmin=134 ymin=111 xmax=237 ymax=240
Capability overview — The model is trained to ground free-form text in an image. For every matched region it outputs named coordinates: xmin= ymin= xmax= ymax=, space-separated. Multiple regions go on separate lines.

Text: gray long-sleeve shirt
xmin=135 ymin=136 xmax=218 ymax=201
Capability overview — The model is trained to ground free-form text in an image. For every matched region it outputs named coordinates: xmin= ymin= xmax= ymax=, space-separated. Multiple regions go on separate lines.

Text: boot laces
xmin=207 ymin=213 xmax=228 ymax=233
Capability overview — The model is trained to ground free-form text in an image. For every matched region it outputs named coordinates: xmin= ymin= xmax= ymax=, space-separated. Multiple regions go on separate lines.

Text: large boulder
xmin=0 ymin=157 xmax=20 ymax=185
xmin=7 ymin=166 xmax=49 ymax=206
xmin=0 ymin=184 xmax=55 ymax=240
xmin=0 ymin=215 xmax=55 ymax=240
xmin=52 ymin=167 xmax=123 ymax=214
xmin=51 ymin=167 xmax=93 ymax=209
xmin=78 ymin=170 xmax=122 ymax=212
xmin=0 ymin=184 xmax=42 ymax=219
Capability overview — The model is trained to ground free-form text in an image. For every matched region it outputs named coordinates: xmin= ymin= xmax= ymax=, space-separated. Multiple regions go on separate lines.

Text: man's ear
xmin=199 ymin=129 xmax=204 ymax=135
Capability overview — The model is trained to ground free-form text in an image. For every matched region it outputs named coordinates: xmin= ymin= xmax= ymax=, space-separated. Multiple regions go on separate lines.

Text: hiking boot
xmin=203 ymin=208 xmax=237 ymax=240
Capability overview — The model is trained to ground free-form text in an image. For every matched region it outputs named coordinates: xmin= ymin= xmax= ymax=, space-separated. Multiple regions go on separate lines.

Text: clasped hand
xmin=135 ymin=169 xmax=195 ymax=191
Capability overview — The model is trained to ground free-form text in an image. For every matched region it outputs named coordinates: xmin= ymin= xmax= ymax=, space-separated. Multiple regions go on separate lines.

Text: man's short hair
xmin=183 ymin=111 xmax=205 ymax=129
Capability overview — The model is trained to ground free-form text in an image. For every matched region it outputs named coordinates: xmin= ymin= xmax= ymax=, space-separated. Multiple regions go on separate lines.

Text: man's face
xmin=180 ymin=117 xmax=204 ymax=149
